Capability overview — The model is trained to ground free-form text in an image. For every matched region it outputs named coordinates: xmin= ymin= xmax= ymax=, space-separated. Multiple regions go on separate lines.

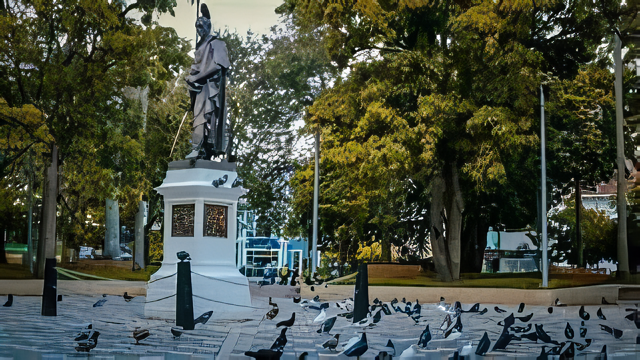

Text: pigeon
xmin=381 ymin=303 xmax=392 ymax=315
xmin=313 ymin=309 xmax=327 ymax=323
xmin=600 ymin=345 xmax=608 ymax=360
xmin=194 ymin=310 xmax=213 ymax=325
xmin=463 ymin=303 xmax=480 ymax=313
xmin=244 ymin=349 xmax=283 ymax=360
xmin=453 ymin=301 xmax=462 ymax=314
xmin=123 ymin=292 xmax=135 ymax=302
xmin=270 ymin=328 xmax=288 ymax=351
xmin=559 ymin=341 xmax=575 ymax=359
xmin=310 ymin=286 xmax=314 ymax=291
xmin=410 ymin=300 xmax=421 ymax=316
xmin=404 ymin=301 xmax=412 ymax=313
xmin=170 ymin=326 xmax=183 ymax=339
xmin=93 ymin=299 xmax=106 ymax=307
xmin=293 ymin=296 xmax=301 ymax=303
xmin=3 ymin=294 xmax=13 ymax=307
xmin=476 ymin=331 xmax=490 ymax=355
xmin=372 ymin=308 xmax=382 ymax=323
xmin=75 ymin=330 xmax=100 ymax=352
xmin=564 ymin=322 xmax=574 ymax=339
xmin=317 ymin=316 xmax=337 ymax=334
xmin=548 ymin=307 xmax=553 ymax=314
xmin=313 ymin=295 xmax=320 ymax=302
xmin=440 ymin=313 xmax=452 ymax=330
xmin=341 ymin=332 xmax=368 ymax=357
xmin=444 ymin=316 xmax=462 ymax=339
xmin=492 ymin=331 xmax=519 ymax=351
xmin=380 ymin=339 xmax=396 ymax=356
xmin=276 ymin=312 xmax=295 ymax=328
xmin=597 ymin=307 xmax=606 ymax=320
xmin=537 ymin=346 xmax=549 ymax=360
xmin=602 ymin=297 xmax=612 ymax=305
xmin=536 ymin=324 xmax=560 ymax=345
xmin=517 ymin=302 xmax=525 ymax=313
xmin=376 ymin=351 xmax=393 ymax=360
xmin=74 ymin=324 xmax=93 ymax=341
xmin=133 ymin=328 xmax=150 ymax=344
xmin=269 ymin=297 xmax=278 ymax=307
xmin=510 ymin=324 xmax=532 ymax=333
xmin=516 ymin=313 xmax=534 ymax=322
xmin=599 ymin=324 xmax=623 ymax=339
xmin=624 ymin=308 xmax=640 ymax=328
xmin=418 ymin=324 xmax=431 ymax=348
xmin=321 ymin=334 xmax=339 ymax=351
xmin=478 ymin=308 xmax=488 ymax=315
xmin=266 ymin=307 xmax=279 ymax=320
xmin=579 ymin=321 xmax=587 ymax=338
xmin=575 ymin=339 xmax=592 ymax=351
xmin=520 ymin=332 xmax=538 ymax=342
xmin=495 ymin=306 xmax=507 ymax=313
xmin=499 ymin=313 xmax=515 ymax=333
xmin=579 ymin=305 xmax=590 ymax=321
xmin=555 ymin=298 xmax=567 ymax=307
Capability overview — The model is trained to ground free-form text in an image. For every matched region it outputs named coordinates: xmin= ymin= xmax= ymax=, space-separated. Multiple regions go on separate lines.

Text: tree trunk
xmin=430 ymin=173 xmax=452 ymax=281
xmin=0 ymin=232 xmax=7 ymax=264
xmin=430 ymin=163 xmax=465 ymax=281
xmin=575 ymin=177 xmax=583 ymax=267
xmin=104 ymin=199 xmax=120 ymax=259
xmin=37 ymin=144 xmax=58 ymax=278
xmin=446 ymin=164 xmax=464 ymax=280
xmin=380 ymin=232 xmax=391 ymax=262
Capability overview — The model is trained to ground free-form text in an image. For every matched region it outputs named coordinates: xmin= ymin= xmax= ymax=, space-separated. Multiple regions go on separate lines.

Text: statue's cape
xmin=191 ymin=35 xmax=229 ymax=127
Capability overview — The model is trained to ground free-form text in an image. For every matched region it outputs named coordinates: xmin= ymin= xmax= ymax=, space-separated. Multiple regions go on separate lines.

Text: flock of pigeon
xmin=2 ymin=291 xmax=640 ymax=358
xmin=242 ymin=294 xmax=640 ymax=359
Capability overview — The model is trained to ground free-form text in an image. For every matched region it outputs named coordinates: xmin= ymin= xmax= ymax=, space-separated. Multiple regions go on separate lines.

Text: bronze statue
xmin=185 ymin=4 xmax=230 ymax=160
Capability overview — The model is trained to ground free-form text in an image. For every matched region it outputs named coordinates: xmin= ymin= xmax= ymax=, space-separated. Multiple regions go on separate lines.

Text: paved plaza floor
xmin=0 ymin=282 xmax=639 ymax=359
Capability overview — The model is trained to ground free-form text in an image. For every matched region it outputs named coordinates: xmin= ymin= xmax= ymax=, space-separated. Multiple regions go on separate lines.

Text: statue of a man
xmin=185 ymin=4 xmax=230 ymax=159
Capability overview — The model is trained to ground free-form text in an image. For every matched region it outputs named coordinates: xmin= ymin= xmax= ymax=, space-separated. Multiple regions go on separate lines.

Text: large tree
xmin=0 ymin=0 xmax=190 ymax=275
xmin=281 ymin=0 xmax=629 ymax=281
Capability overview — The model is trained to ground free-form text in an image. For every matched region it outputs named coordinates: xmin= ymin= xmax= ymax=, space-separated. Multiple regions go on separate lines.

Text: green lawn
xmin=0 ymin=262 xmax=159 ymax=281
xmin=0 ymin=263 xmax=35 ymax=279
xmin=58 ymin=262 xmax=160 ymax=281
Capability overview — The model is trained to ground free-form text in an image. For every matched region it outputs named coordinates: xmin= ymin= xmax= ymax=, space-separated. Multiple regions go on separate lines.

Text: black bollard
xmin=176 ymin=252 xmax=194 ymax=330
xmin=352 ymin=263 xmax=369 ymax=323
xmin=41 ymin=258 xmax=57 ymax=316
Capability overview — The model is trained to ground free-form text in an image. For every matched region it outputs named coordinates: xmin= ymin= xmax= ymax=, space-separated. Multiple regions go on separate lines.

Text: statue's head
xmin=196 ymin=4 xmax=211 ymax=38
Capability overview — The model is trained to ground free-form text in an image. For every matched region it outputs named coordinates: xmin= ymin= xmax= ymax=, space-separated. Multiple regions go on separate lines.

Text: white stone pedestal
xmin=144 ymin=160 xmax=252 ymax=320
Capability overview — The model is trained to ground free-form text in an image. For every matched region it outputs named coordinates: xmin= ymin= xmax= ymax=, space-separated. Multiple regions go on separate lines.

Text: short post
xmin=41 ymin=258 xmax=57 ymax=316
xmin=353 ymin=263 xmax=369 ymax=323
xmin=176 ymin=251 xmax=194 ymax=330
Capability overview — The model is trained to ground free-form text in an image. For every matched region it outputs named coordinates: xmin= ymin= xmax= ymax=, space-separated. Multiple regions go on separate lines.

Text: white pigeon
xmin=340 ymin=334 xmax=361 ymax=351
xmin=314 ymin=308 xmax=327 ymax=323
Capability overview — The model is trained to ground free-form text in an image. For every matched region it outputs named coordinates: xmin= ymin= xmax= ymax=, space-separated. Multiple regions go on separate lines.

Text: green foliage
xmin=218 ymin=20 xmax=336 ymax=237
xmin=148 ymin=230 xmax=163 ymax=263
xmin=0 ymin=0 xmax=191 ymax=253
xmin=548 ymin=194 xmax=617 ymax=265
xmin=281 ymin=0 xmax=633 ymax=280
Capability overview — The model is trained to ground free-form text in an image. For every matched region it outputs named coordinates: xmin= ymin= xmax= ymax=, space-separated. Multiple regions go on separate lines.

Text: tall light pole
xmin=540 ymin=85 xmax=549 ymax=288
xmin=311 ymin=131 xmax=320 ymax=276
xmin=614 ymin=33 xmax=629 ymax=278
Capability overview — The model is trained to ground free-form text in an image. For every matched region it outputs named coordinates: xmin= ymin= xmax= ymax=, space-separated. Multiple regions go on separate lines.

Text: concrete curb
xmin=301 ymin=283 xmax=640 ymax=306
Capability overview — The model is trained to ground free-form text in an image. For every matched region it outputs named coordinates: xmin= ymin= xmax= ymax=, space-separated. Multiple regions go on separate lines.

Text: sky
xmin=158 ymin=0 xmax=284 ymax=48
